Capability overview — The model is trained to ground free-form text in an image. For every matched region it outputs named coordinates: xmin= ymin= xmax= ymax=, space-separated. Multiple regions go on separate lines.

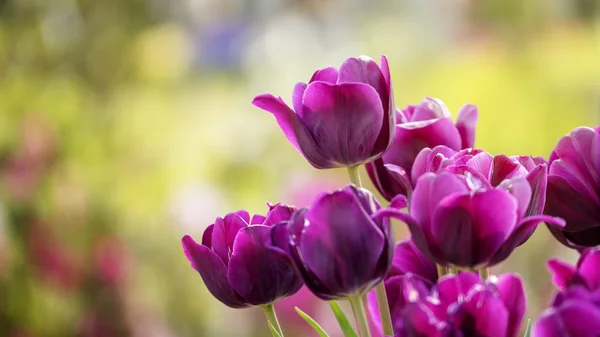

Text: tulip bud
xmin=271 ymin=185 xmax=394 ymax=300
xmin=181 ymin=204 xmax=303 ymax=308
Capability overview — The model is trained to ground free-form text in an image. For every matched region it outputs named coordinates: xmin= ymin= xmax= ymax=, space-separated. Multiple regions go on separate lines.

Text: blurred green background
xmin=0 ymin=0 xmax=598 ymax=336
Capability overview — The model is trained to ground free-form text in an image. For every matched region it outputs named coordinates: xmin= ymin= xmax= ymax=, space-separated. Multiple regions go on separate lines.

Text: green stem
xmin=374 ymin=284 xmax=394 ymax=336
xmin=347 ymin=165 xmax=363 ymax=186
xmin=349 ymin=295 xmax=372 ymax=337
xmin=263 ymin=304 xmax=284 ymax=337
xmin=479 ymin=267 xmax=490 ymax=280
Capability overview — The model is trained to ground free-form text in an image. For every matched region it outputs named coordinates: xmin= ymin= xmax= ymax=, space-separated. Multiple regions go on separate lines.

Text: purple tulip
xmin=368 ymin=272 xmax=526 ymax=337
xmin=366 ymin=98 xmax=478 ymax=201
xmin=412 ymin=146 xmax=549 ymax=218
xmin=533 ymin=286 xmax=600 ymax=337
xmin=548 ymin=247 xmax=600 ymax=291
xmin=544 ymin=126 xmax=600 ymax=248
xmin=181 ymin=203 xmax=303 ymax=308
xmin=388 ymin=238 xmax=438 ymax=284
xmin=379 ymin=170 xmax=565 ymax=268
xmin=271 ymin=185 xmax=395 ymax=300
xmin=252 ymin=56 xmax=395 ymax=169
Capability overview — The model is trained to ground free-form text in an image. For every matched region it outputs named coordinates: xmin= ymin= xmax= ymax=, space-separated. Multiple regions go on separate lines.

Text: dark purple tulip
xmin=181 ymin=204 xmax=303 ymax=308
xmin=366 ymin=98 xmax=478 ymax=201
xmin=388 ymin=238 xmax=438 ymax=284
xmin=368 ymin=272 xmax=526 ymax=337
xmin=252 ymin=56 xmax=395 ymax=169
xmin=544 ymin=126 xmax=600 ymax=248
xmin=533 ymin=286 xmax=600 ymax=337
xmin=271 ymin=185 xmax=395 ymax=300
xmin=379 ymin=171 xmax=565 ymax=268
xmin=548 ymin=247 xmax=600 ymax=291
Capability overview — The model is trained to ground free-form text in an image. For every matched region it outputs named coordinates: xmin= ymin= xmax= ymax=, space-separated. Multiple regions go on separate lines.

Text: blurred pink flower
xmin=94 ymin=236 xmax=130 ymax=287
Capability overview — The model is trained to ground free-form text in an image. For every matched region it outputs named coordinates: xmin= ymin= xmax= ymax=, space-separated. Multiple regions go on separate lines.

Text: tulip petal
xmin=436 ymin=272 xmax=480 ymax=303
xmin=385 ymin=118 xmax=461 ymax=172
xmin=524 ymin=164 xmax=548 ymax=217
xmin=263 ymin=204 xmax=296 ymax=227
xmin=578 ymin=249 xmax=600 ymax=290
xmin=366 ymin=158 xmax=407 ymax=201
xmin=202 ymin=224 xmax=214 ymax=247
xmin=552 ymin=126 xmax=600 ymax=192
xmin=228 ymin=226 xmax=302 ymax=306
xmin=301 ymin=189 xmax=385 ymax=296
xmin=498 ymin=177 xmax=532 ymax=220
xmin=410 ymin=172 xmax=469 ymax=232
xmin=488 ymin=215 xmax=565 ymax=266
xmin=292 ymin=82 xmax=307 ymax=114
xmin=252 ymin=94 xmax=331 ymax=169
xmin=533 ymin=300 xmax=600 ymax=337
xmin=491 ymin=155 xmax=527 ymax=186
xmin=300 ymin=81 xmax=384 ymax=166
xmin=563 ymin=226 xmax=600 ymax=247
xmin=389 ymin=194 xmax=408 ymax=210
xmin=545 ymin=175 xmax=600 ymax=232
xmin=410 ymin=98 xmax=450 ymax=122
xmin=384 ymin=164 xmax=413 ymax=199
xmin=456 ymin=104 xmax=478 ymax=149
xmin=430 ymin=190 xmax=517 ymax=267
xmin=211 ymin=215 xmax=247 ymax=265
xmin=374 ymin=55 xmax=396 ymax=154
xmin=455 ymin=289 xmax=509 ymax=337
xmin=337 ymin=56 xmax=387 ymax=106
xmin=390 ymin=239 xmax=438 ymax=282
xmin=547 ymin=258 xmax=577 ymax=290
xmin=309 ymin=67 xmax=339 ymax=84
xmin=372 ymin=208 xmax=438 ymax=263
xmin=283 ymin=209 xmax=336 ymax=300
xmin=181 ymin=235 xmax=247 ymax=308
xmin=250 ymin=214 xmax=266 ymax=224
xmin=493 ymin=274 xmax=526 ymax=337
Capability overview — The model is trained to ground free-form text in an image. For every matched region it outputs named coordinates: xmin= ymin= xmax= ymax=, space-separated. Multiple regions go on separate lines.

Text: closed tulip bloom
xmin=369 ymin=272 xmax=526 ymax=337
xmin=548 ymin=247 xmax=600 ymax=291
xmin=544 ymin=126 xmax=600 ymax=248
xmin=533 ymin=286 xmax=600 ymax=337
xmin=181 ymin=204 xmax=303 ymax=308
xmin=271 ymin=185 xmax=394 ymax=300
xmin=253 ymin=56 xmax=395 ymax=169
xmin=366 ymin=98 xmax=478 ymax=200
xmin=380 ymin=171 xmax=564 ymax=268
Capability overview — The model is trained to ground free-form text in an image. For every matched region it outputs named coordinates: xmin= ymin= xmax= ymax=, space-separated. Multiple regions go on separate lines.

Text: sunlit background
xmin=0 ymin=0 xmax=599 ymax=336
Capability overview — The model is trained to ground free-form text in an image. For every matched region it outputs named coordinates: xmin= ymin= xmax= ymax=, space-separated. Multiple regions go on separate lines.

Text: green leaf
xmin=295 ymin=306 xmax=330 ymax=337
xmin=328 ymin=301 xmax=359 ymax=337
xmin=524 ymin=318 xmax=531 ymax=337
xmin=268 ymin=322 xmax=282 ymax=337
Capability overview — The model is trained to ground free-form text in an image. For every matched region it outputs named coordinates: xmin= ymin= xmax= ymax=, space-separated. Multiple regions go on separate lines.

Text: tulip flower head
xmin=181 ymin=204 xmax=303 ymax=308
xmin=366 ymin=98 xmax=479 ymax=200
xmin=544 ymin=126 xmax=600 ymax=248
xmin=271 ymin=184 xmax=395 ymax=300
xmin=548 ymin=247 xmax=600 ymax=291
xmin=369 ymin=272 xmax=526 ymax=337
xmin=533 ymin=246 xmax=600 ymax=337
xmin=253 ymin=56 xmax=395 ymax=169
xmin=380 ymin=169 xmax=565 ymax=269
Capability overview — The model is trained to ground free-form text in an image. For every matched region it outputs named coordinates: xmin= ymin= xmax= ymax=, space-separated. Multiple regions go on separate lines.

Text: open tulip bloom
xmin=179 ymin=54 xmax=600 ymax=337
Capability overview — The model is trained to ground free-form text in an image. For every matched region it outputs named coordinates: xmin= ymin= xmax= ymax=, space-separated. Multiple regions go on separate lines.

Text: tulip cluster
xmin=180 ymin=54 xmax=600 ymax=337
